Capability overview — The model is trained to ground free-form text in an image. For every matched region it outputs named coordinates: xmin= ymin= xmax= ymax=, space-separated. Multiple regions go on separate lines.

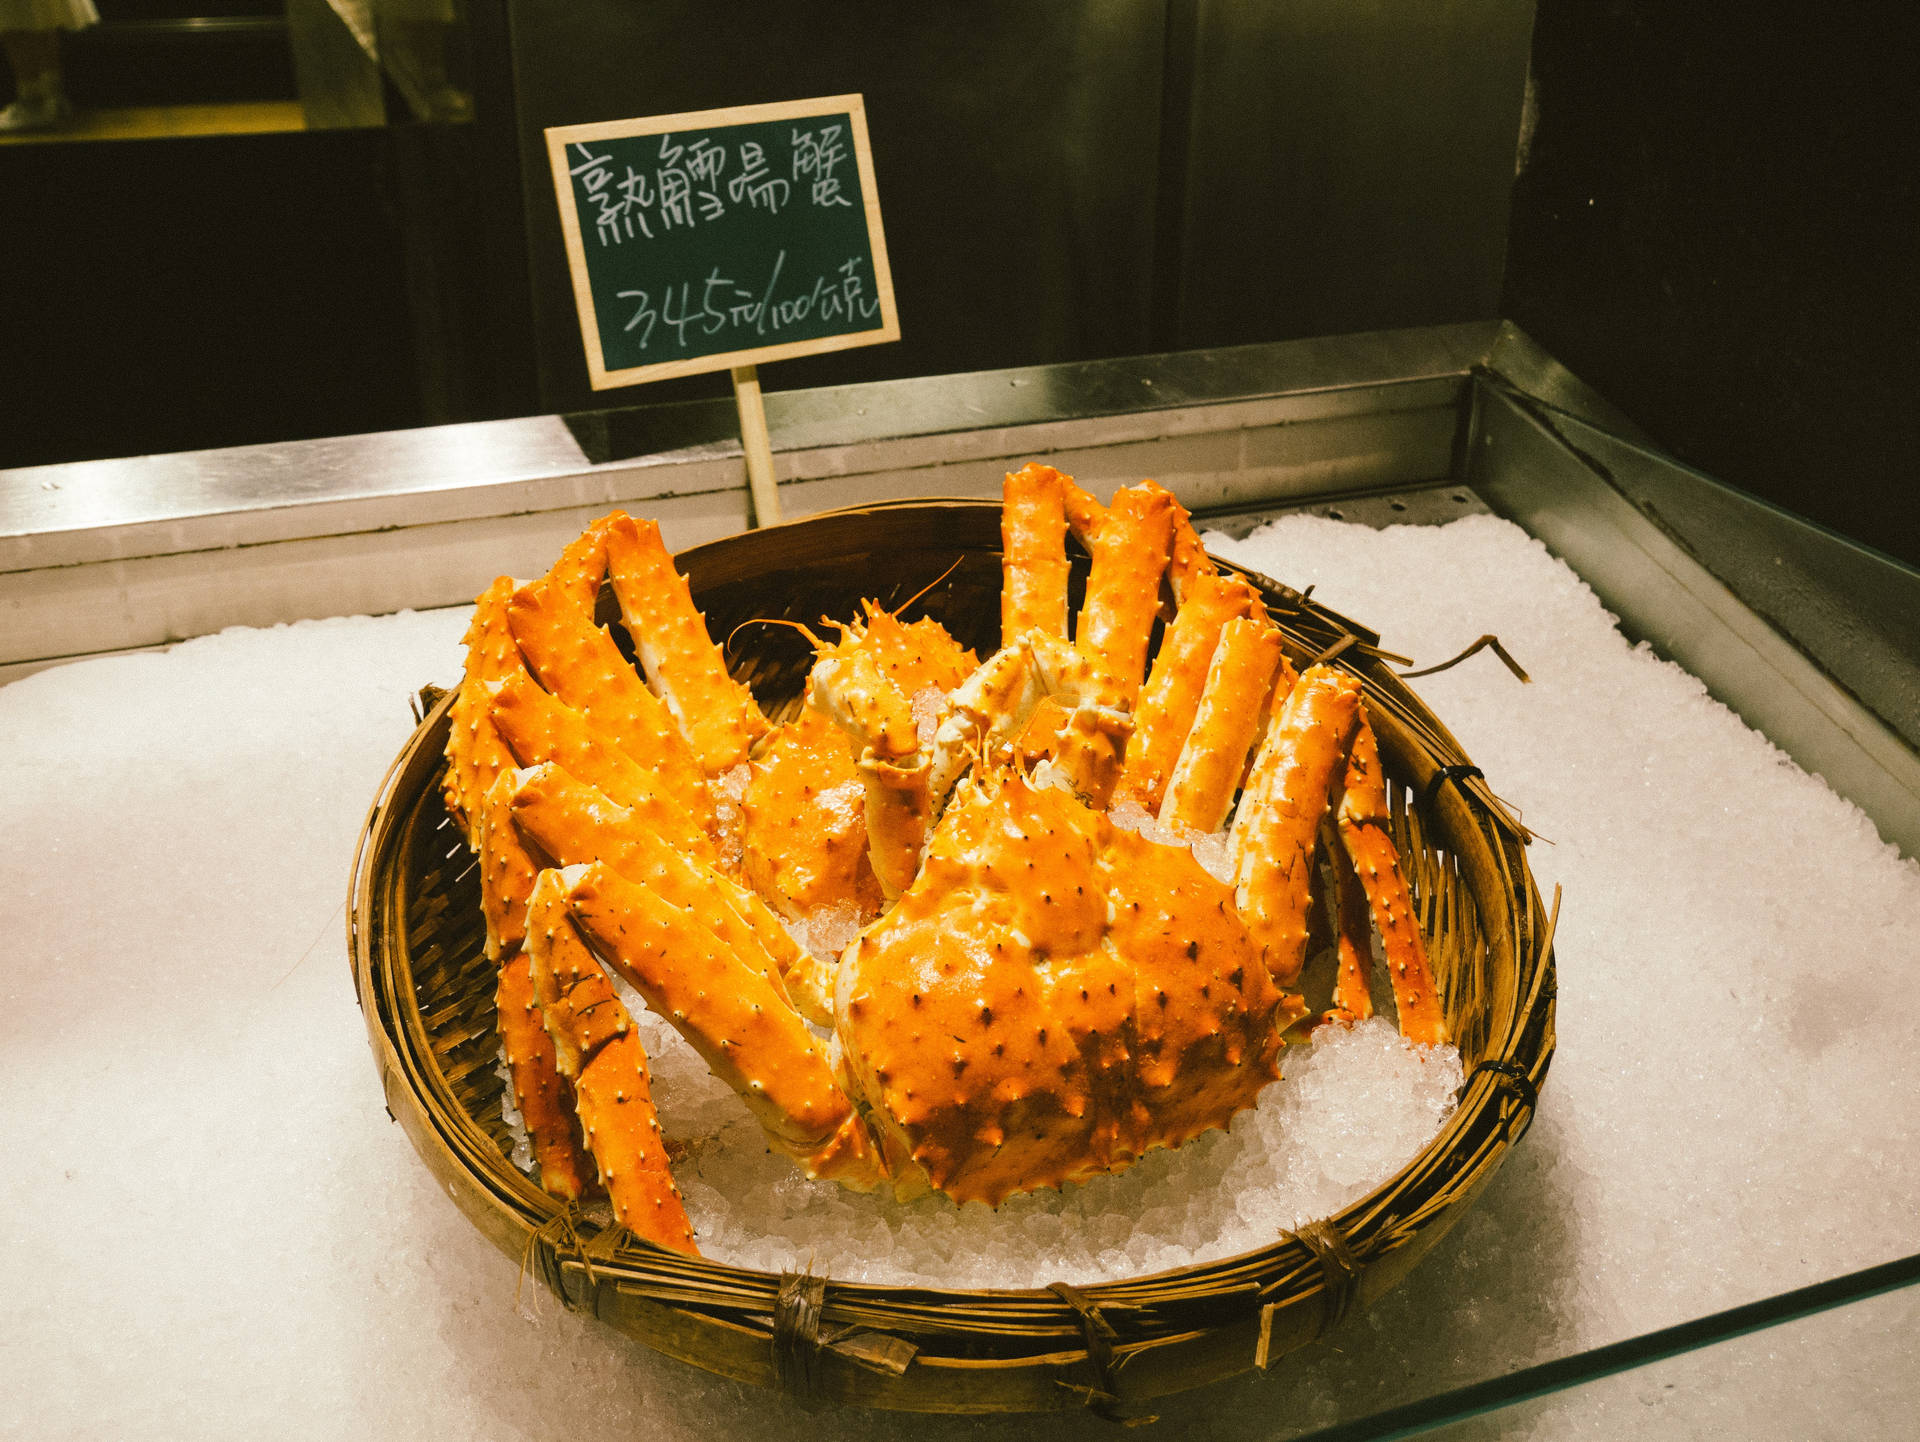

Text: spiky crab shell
xmin=835 ymin=771 xmax=1296 ymax=1208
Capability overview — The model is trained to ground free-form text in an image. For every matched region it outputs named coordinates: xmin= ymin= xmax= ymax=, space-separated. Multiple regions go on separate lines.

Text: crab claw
xmin=507 ymin=760 xmax=834 ymax=1027
xmin=558 ymin=861 xmax=891 ymax=1191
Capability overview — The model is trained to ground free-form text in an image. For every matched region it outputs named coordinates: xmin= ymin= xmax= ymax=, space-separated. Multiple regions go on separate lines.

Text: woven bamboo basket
xmin=348 ymin=497 xmax=1555 ymax=1418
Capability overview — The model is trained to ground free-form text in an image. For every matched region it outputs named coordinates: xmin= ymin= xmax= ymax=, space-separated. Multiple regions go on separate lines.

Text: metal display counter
xmin=3 ymin=322 xmax=1915 ymax=1438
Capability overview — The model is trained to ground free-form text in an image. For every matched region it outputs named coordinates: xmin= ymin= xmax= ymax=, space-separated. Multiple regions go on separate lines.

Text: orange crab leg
xmin=926 ymin=633 xmax=1132 ymax=809
xmin=496 ymin=944 xmax=596 ymax=1204
xmin=542 ymin=513 xmax=614 ymax=611
xmin=1075 ymin=481 xmax=1177 ymax=705
xmin=1324 ymin=818 xmax=1378 ymax=1025
xmin=526 ymin=872 xmax=698 ymax=1252
xmin=477 ymin=770 xmax=540 ymax=961
xmin=1159 ymin=616 xmax=1285 ymax=834
xmin=1001 ymin=462 xmax=1072 ymax=640
xmin=1160 ymin=486 xmax=1213 ymax=607
xmin=807 ymin=646 xmax=920 ymax=762
xmin=1113 ymin=571 xmax=1260 ymax=814
xmin=1061 ymin=475 xmax=1220 ymax=612
xmin=1060 ymin=473 xmax=1106 ymax=542
xmin=443 ymin=576 xmax=523 ymax=845
xmin=487 ymin=670 xmax=717 ymax=866
xmin=509 ymin=761 xmax=833 ymax=1028
xmin=927 ymin=643 xmax=1040 ymax=800
xmin=1228 ymin=665 xmax=1364 ymax=988
xmin=506 ymin=573 xmax=716 ymax=837
xmin=604 ymin=514 xmax=769 ymax=775
xmin=1335 ymin=716 xmax=1448 ymax=1045
xmin=561 ymin=861 xmax=879 ymax=1180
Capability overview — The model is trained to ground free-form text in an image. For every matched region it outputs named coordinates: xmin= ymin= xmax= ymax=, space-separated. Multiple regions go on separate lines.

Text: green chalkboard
xmin=546 ymin=95 xmax=900 ymax=390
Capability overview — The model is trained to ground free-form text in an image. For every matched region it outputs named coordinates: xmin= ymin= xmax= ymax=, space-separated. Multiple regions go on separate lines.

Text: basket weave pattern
xmin=349 ymin=499 xmax=1555 ymax=1415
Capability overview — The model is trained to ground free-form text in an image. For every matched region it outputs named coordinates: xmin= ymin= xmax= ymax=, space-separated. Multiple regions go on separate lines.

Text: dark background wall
xmin=501 ymin=0 xmax=1530 ymax=415
xmin=1503 ymin=2 xmax=1919 ymax=566
xmin=3 ymin=1 xmax=1914 ymax=567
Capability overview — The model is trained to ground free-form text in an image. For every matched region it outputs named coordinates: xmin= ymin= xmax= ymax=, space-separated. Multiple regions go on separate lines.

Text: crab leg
xmin=1334 ymin=717 xmax=1448 ymax=1045
xmin=477 ymin=771 xmax=540 ymax=961
xmin=561 ymin=861 xmax=889 ymax=1188
xmin=541 ymin=513 xmax=615 ymax=611
xmin=446 ymin=515 xmax=626 ymax=839
xmin=1227 ymin=665 xmax=1364 ymax=987
xmin=1059 ymin=472 xmax=1106 ymax=542
xmin=1061 ymin=475 xmax=1219 ymax=611
xmin=1156 ymin=616 xmax=1285 ymax=834
xmin=487 ymin=670 xmax=716 ymax=866
xmin=1001 ymin=463 xmax=1072 ymax=640
xmin=1159 ymin=486 xmax=1214 ymax=608
xmin=443 ymin=576 xmax=523 ymax=846
xmin=1113 ymin=571 xmax=1261 ymax=814
xmin=1075 ymin=482 xmax=1177 ymax=706
xmin=509 ymin=761 xmax=834 ymax=1027
xmin=1323 ymin=818 xmax=1378 ymax=1025
xmin=476 ymin=766 xmax=598 ymax=1204
xmin=525 ymin=872 xmax=699 ymax=1252
xmin=604 ymin=514 xmax=769 ymax=775
xmin=506 ymin=573 xmax=715 ymax=837
xmin=496 ymin=944 xmax=597 ymax=1204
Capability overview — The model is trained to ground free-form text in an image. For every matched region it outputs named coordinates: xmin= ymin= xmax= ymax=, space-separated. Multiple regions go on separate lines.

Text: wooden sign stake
xmin=731 ymin=364 xmax=782 ymax=527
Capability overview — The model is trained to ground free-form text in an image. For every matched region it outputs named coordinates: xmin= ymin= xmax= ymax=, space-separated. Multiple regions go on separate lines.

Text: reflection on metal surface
xmin=1 ymin=324 xmax=1494 ymax=573
xmin=0 ymin=326 xmax=1484 ymax=683
xmin=287 ymin=0 xmax=383 ymax=128
xmin=372 ymin=0 xmax=471 ymax=124
xmin=288 ymin=0 xmax=473 ymax=127
xmin=1481 ymin=320 xmax=1653 ymax=442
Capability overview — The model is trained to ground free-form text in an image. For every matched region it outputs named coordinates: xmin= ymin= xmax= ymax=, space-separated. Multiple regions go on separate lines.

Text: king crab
xmin=441 ymin=465 xmax=1445 ymax=1249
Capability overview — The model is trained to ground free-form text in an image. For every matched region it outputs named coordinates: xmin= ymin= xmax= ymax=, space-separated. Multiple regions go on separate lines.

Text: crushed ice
xmin=596 ymin=1008 xmax=1462 ymax=1289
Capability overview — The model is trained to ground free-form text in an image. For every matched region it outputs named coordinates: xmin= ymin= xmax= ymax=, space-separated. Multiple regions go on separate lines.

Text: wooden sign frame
xmin=546 ymin=94 xmax=900 ymax=391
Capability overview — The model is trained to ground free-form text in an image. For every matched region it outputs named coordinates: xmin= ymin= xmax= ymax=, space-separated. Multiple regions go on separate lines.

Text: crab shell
xmin=835 ymin=768 xmax=1306 ymax=1206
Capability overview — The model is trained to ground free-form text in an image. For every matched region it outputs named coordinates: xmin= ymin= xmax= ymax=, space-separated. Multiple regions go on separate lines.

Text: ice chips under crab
xmin=444 ymin=464 xmax=1447 ymax=1245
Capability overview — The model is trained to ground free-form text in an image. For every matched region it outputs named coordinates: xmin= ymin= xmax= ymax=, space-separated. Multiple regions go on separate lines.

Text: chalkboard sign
xmin=546 ymin=95 xmax=900 ymax=390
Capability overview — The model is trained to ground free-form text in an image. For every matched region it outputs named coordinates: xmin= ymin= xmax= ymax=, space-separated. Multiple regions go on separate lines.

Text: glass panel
xmin=1412 ymin=1267 xmax=1920 ymax=1441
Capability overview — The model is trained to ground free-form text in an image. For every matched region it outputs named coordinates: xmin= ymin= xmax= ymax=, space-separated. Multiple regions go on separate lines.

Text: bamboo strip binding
xmin=347 ymin=497 xmax=1556 ymax=1415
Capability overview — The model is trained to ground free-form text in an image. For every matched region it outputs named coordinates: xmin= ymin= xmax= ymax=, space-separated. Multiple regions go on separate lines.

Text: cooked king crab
xmin=458 ymin=465 xmax=1450 ymax=1240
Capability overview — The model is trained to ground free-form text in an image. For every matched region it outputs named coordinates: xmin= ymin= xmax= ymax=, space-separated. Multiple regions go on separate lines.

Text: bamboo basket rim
xmin=347 ymin=495 xmax=1557 ymax=1415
